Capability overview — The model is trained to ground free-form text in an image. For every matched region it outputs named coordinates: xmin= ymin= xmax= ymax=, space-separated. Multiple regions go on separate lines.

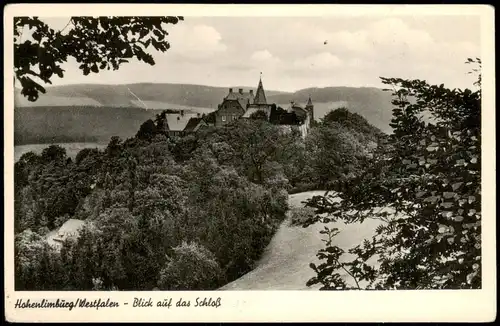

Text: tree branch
xmin=337 ymin=259 xmax=362 ymax=290
xmin=16 ymin=25 xmax=25 ymax=44
xmin=60 ymin=18 xmax=74 ymax=34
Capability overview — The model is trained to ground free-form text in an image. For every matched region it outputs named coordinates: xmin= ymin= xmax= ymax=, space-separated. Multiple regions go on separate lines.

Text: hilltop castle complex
xmin=165 ymin=76 xmax=315 ymax=138
xmin=214 ymin=76 xmax=314 ymax=134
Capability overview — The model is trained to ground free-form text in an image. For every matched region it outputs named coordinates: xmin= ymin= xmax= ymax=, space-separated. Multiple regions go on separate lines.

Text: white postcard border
xmin=3 ymin=4 xmax=496 ymax=323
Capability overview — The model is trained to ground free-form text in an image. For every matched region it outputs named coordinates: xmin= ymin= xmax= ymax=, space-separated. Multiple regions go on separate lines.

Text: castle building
xmin=290 ymin=96 xmax=314 ymax=123
xmin=287 ymin=96 xmax=314 ymax=137
xmin=215 ymin=76 xmax=272 ymax=127
xmin=306 ymin=96 xmax=314 ymax=122
xmin=214 ymin=75 xmax=314 ymax=134
xmin=241 ymin=77 xmax=273 ymax=119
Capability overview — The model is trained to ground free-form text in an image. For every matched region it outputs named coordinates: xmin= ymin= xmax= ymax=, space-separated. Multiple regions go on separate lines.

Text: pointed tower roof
xmin=253 ymin=75 xmax=268 ymax=105
xmin=306 ymin=95 xmax=313 ymax=107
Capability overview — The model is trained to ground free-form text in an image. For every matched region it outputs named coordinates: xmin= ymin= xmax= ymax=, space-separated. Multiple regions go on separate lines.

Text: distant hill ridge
xmin=15 ymin=83 xmax=389 ymax=109
xmin=14 ymin=83 xmax=395 ymax=145
xmin=14 ymin=83 xmax=289 ymax=109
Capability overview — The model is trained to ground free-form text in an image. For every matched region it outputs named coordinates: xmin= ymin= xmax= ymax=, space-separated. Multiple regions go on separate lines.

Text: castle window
xmin=222 ymin=115 xmax=226 ymax=122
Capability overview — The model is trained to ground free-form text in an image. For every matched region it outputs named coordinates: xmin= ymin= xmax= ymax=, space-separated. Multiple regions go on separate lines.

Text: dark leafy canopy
xmin=249 ymin=110 xmax=268 ymax=121
xmin=299 ymin=107 xmax=383 ymax=191
xmin=269 ymin=105 xmax=304 ymax=125
xmin=14 ymin=16 xmax=184 ymax=101
xmin=14 ymin=118 xmax=290 ymax=290
xmin=322 ymin=107 xmax=385 ymax=140
xmin=305 ymin=58 xmax=481 ymax=290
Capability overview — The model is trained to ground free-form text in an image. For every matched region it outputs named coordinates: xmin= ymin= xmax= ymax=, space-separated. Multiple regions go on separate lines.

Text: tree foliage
xmin=14 ymin=16 xmax=183 ymax=101
xmin=14 ymin=117 xmax=291 ymax=290
xmin=305 ymin=58 xmax=482 ymax=290
xmin=269 ymin=105 xmax=304 ymax=125
xmin=249 ymin=110 xmax=268 ymax=121
xmin=298 ymin=107 xmax=382 ymax=190
xmin=322 ymin=107 xmax=385 ymax=141
xmin=201 ymin=119 xmax=304 ymax=187
xmin=157 ymin=241 xmax=222 ymax=291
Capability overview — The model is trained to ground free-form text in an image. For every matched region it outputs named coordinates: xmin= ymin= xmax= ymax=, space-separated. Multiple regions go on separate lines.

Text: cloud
xmin=292 ymin=52 xmax=342 ymax=71
xmin=168 ymin=24 xmax=227 ymax=60
xmin=369 ymin=18 xmax=434 ymax=50
xmin=41 ymin=16 xmax=481 ymax=91
xmin=250 ymin=50 xmax=281 ymax=69
xmin=251 ymin=50 xmax=273 ymax=62
xmin=327 ymin=30 xmax=371 ymax=53
xmin=286 ymin=17 xmax=479 ymax=65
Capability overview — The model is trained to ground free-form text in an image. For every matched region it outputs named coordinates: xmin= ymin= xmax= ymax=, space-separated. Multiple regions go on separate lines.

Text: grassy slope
xmin=219 ymin=191 xmax=383 ymax=290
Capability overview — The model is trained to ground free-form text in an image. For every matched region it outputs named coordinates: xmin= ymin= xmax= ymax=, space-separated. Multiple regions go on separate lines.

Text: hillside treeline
xmin=14 ymin=108 xmax=382 ymax=290
xmin=14 ymin=106 xmax=157 ymax=145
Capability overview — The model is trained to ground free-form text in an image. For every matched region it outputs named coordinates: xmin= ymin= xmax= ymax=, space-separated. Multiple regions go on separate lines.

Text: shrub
xmin=157 ymin=241 xmax=222 ymax=290
xmin=249 ymin=110 xmax=268 ymax=120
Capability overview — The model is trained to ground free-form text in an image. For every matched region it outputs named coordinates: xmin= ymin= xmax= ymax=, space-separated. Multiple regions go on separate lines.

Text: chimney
xmin=239 ymin=88 xmax=243 ymax=94
xmin=229 ymin=88 xmax=233 ymax=93
xmin=249 ymin=90 xmax=254 ymax=96
xmin=197 ymin=113 xmax=200 ymax=118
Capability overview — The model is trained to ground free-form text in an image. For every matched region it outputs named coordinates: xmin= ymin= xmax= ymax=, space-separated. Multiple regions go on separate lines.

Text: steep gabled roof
xmin=166 ymin=113 xmax=192 ymax=131
xmin=291 ymin=104 xmax=308 ymax=113
xmin=224 ymin=89 xmax=253 ymax=111
xmin=183 ymin=117 xmax=206 ymax=132
xmin=220 ymin=98 xmax=247 ymax=113
xmin=253 ymin=78 xmax=267 ymax=105
xmin=306 ymin=96 xmax=313 ymax=107
xmin=226 ymin=91 xmax=253 ymax=102
xmin=237 ymin=98 xmax=251 ymax=110
xmin=290 ymin=101 xmax=307 ymax=110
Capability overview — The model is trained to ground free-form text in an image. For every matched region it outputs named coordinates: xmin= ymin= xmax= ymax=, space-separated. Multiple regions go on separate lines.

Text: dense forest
xmin=14 ymin=107 xmax=381 ymax=290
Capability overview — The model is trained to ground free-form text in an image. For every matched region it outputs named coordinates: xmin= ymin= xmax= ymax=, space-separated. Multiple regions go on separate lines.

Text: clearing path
xmin=219 ymin=191 xmax=382 ymax=290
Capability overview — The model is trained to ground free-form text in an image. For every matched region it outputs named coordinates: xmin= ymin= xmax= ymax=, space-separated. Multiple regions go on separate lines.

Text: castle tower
xmin=305 ymin=95 xmax=314 ymax=122
xmin=240 ymin=73 xmax=273 ymax=120
xmin=253 ymin=74 xmax=267 ymax=105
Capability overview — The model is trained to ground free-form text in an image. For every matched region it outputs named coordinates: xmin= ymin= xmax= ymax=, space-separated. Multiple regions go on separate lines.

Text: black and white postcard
xmin=4 ymin=3 xmax=496 ymax=323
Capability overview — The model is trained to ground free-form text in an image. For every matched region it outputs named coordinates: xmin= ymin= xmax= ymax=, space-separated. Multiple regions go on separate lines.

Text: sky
xmin=37 ymin=14 xmax=482 ymax=92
